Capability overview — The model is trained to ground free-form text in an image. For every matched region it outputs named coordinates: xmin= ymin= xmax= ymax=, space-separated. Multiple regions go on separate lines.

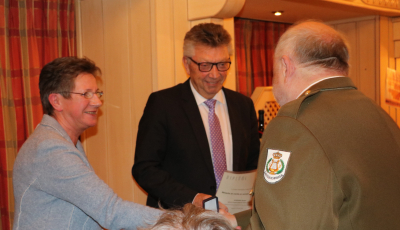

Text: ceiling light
xmin=273 ymin=11 xmax=283 ymax=16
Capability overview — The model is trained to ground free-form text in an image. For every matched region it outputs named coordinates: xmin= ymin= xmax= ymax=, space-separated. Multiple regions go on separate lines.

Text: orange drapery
xmin=235 ymin=18 xmax=291 ymax=96
xmin=0 ymin=0 xmax=76 ymax=229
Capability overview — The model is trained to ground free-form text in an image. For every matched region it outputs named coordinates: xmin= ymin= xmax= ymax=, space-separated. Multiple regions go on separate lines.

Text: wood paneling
xmin=129 ymin=0 xmax=155 ymax=204
xmin=335 ymin=22 xmax=358 ymax=91
xmin=390 ymin=18 xmax=400 ymax=124
xmin=379 ymin=17 xmax=399 ymax=124
xmin=358 ymin=19 xmax=377 ymax=101
xmin=331 ymin=16 xmax=378 ymax=103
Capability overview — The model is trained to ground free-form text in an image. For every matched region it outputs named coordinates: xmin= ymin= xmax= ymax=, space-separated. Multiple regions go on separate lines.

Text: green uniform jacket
xmin=241 ymin=77 xmax=400 ymax=230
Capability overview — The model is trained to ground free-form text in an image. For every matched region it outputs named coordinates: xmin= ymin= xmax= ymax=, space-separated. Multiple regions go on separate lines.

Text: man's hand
xmin=218 ymin=201 xmax=229 ymax=213
xmin=192 ymin=193 xmax=212 ymax=208
xmin=192 ymin=193 xmax=229 ymax=212
xmin=219 ymin=209 xmax=239 ymax=228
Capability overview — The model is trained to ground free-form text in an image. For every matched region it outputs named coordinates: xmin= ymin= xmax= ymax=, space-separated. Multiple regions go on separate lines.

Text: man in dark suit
xmin=132 ymin=23 xmax=260 ymax=210
xmin=236 ymin=21 xmax=400 ymax=230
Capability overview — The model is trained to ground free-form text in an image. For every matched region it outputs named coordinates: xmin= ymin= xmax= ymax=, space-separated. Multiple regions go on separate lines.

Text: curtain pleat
xmin=235 ymin=19 xmax=253 ymax=96
xmin=251 ymin=21 xmax=267 ymax=88
xmin=234 ymin=18 xmax=291 ymax=96
xmin=0 ymin=1 xmax=76 ymax=229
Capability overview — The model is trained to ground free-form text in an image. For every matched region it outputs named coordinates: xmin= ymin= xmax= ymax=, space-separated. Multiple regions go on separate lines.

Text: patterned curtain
xmin=235 ymin=18 xmax=291 ymax=96
xmin=0 ymin=0 xmax=76 ymax=229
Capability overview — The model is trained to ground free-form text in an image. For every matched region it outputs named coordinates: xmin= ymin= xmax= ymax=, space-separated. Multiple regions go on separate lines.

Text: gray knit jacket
xmin=13 ymin=115 xmax=161 ymax=230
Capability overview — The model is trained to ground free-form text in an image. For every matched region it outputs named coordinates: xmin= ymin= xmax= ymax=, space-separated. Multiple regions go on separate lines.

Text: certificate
xmin=216 ymin=170 xmax=256 ymax=214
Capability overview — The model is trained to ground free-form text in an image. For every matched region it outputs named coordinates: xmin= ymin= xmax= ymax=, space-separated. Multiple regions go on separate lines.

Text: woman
xmin=13 ymin=57 xmax=162 ymax=230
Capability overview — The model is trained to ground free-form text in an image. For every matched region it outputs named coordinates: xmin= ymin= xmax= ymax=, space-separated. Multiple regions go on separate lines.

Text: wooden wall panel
xmin=129 ymin=0 xmax=155 ymax=205
xmin=102 ymin=0 xmax=136 ymax=202
xmin=389 ymin=18 xmax=400 ymax=124
xmin=379 ymin=17 xmax=399 ymax=124
xmin=174 ymin=0 xmax=191 ymax=85
xmin=223 ymin=18 xmax=237 ymax=91
xmin=334 ymin=22 xmax=358 ymax=90
xmin=358 ymin=19 xmax=377 ymax=101
xmin=387 ymin=17 xmax=398 ymax=122
xmin=379 ymin=17 xmax=391 ymax=114
xmin=331 ymin=16 xmax=378 ymax=103
xmin=154 ymin=1 xmax=176 ymax=91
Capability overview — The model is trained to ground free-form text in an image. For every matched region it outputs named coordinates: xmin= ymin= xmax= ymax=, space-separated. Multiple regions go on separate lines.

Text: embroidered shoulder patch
xmin=264 ymin=149 xmax=291 ymax=184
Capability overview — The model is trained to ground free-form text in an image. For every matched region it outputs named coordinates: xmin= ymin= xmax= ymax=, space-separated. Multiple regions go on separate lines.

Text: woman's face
xmin=59 ymin=73 xmax=102 ymax=134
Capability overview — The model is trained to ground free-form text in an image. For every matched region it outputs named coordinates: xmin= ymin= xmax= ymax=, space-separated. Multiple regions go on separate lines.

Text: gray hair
xmin=140 ymin=204 xmax=234 ymax=230
xmin=183 ymin=23 xmax=233 ymax=57
xmin=275 ymin=20 xmax=349 ymax=75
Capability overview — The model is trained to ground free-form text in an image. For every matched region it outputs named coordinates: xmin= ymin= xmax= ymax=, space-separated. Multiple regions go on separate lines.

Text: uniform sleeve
xmin=37 ymin=140 xmax=162 ymax=230
xmin=254 ymin=116 xmax=343 ymax=230
xmin=132 ymin=93 xmax=198 ymax=207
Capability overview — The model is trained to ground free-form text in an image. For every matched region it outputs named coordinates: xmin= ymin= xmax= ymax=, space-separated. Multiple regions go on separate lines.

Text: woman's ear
xmin=48 ymin=93 xmax=63 ymax=112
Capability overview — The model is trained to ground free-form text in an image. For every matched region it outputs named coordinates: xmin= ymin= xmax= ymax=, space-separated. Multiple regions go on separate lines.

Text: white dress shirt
xmin=190 ymin=81 xmax=233 ymax=171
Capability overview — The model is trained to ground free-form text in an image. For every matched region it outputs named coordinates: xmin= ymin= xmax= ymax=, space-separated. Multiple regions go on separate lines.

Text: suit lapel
xmin=181 ymin=79 xmax=215 ymax=176
xmin=224 ymin=88 xmax=242 ymax=171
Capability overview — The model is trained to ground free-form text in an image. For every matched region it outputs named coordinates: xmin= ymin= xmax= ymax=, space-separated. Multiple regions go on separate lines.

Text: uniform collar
xmin=297 ymin=76 xmax=345 ymax=98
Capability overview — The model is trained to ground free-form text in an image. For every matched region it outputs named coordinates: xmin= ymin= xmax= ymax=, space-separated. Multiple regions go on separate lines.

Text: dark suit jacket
xmin=132 ymin=79 xmax=260 ymax=209
xmin=241 ymin=77 xmax=400 ymax=230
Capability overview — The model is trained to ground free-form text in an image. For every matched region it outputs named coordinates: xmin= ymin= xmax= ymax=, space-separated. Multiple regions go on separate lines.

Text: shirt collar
xmin=297 ymin=76 xmax=345 ymax=98
xmin=190 ymin=80 xmax=225 ymax=106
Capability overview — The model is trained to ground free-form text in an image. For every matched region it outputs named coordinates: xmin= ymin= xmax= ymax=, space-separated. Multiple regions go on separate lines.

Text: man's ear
xmin=183 ymin=57 xmax=190 ymax=75
xmin=48 ymin=93 xmax=63 ymax=112
xmin=281 ymin=55 xmax=296 ymax=83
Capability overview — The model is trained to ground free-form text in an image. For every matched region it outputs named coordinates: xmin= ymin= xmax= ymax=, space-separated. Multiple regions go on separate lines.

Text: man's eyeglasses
xmin=187 ymin=57 xmax=231 ymax=72
xmin=63 ymin=90 xmax=104 ymax=99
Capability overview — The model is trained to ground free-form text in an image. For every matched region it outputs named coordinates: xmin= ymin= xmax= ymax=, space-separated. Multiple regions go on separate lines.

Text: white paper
xmin=216 ymin=170 xmax=256 ymax=214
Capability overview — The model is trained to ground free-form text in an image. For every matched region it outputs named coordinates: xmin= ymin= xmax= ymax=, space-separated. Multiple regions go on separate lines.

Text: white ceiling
xmin=236 ymin=0 xmax=400 ymax=23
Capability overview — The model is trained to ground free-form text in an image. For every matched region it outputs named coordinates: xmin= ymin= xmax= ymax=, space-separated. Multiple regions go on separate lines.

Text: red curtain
xmin=0 ymin=0 xmax=76 ymax=229
xmin=235 ymin=18 xmax=291 ymax=96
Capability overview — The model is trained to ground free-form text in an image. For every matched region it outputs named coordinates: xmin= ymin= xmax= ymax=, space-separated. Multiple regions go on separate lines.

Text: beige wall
xmin=76 ymin=0 xmax=243 ymax=205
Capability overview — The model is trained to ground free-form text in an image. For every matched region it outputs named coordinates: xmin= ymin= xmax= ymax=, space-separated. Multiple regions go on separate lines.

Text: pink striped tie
xmin=204 ymin=99 xmax=227 ymax=189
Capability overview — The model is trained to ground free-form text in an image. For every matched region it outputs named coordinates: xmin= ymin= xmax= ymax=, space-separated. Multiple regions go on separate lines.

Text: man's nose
xmin=208 ymin=65 xmax=219 ymax=78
